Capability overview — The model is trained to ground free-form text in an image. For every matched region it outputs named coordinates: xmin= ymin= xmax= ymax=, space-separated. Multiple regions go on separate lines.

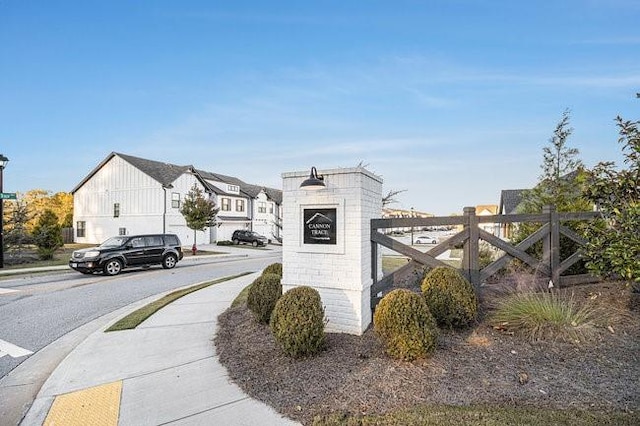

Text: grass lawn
xmin=106 ymin=272 xmax=252 ymax=331
xmin=382 ymin=255 xmax=461 ymax=275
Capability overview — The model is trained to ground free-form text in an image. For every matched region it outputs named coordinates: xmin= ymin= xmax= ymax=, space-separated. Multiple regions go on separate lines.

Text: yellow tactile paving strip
xmin=44 ymin=380 xmax=122 ymax=426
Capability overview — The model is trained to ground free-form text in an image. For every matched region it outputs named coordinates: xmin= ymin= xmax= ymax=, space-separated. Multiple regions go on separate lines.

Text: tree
xmin=49 ymin=192 xmax=74 ymax=227
xmin=21 ymin=189 xmax=73 ymax=232
xmin=179 ymin=184 xmax=219 ymax=253
xmin=582 ymin=115 xmax=640 ymax=286
xmin=382 ymin=189 xmax=406 ymax=208
xmin=518 ymin=109 xmax=591 ymax=213
xmin=3 ymin=199 xmax=32 ymax=262
xmin=513 ymin=110 xmax=592 ymax=274
xmin=31 ymin=209 xmax=63 ymax=260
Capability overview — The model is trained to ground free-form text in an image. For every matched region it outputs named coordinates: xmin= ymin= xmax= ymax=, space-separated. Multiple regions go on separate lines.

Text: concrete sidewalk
xmin=20 ymin=272 xmax=300 ymax=425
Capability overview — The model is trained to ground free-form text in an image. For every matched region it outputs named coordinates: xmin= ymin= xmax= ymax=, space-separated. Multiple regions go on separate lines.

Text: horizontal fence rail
xmin=371 ymin=205 xmax=601 ymax=309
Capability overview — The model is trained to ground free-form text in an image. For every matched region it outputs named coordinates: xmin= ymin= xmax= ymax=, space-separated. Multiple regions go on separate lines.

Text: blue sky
xmin=1 ymin=1 xmax=638 ymax=215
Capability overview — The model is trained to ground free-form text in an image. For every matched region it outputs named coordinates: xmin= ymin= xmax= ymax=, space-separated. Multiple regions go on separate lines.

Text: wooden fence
xmin=370 ymin=205 xmax=601 ymax=308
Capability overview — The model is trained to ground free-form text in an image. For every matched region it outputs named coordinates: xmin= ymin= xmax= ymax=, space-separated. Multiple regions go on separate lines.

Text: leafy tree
xmin=49 ymin=192 xmax=74 ymax=227
xmin=31 ymin=209 xmax=63 ymax=260
xmin=513 ymin=110 xmax=591 ymax=274
xmin=21 ymin=189 xmax=73 ymax=231
xmin=179 ymin=184 xmax=218 ymax=252
xmin=582 ymin=115 xmax=640 ymax=286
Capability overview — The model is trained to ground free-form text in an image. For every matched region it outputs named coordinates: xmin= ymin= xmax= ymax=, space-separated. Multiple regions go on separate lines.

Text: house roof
xmin=476 ymin=204 xmax=498 ymax=215
xmin=71 ymin=152 xmax=190 ymax=193
xmin=196 ymin=169 xmax=282 ymax=203
xmin=499 ymin=189 xmax=525 ymax=214
xmin=72 ymin=152 xmax=282 ymax=204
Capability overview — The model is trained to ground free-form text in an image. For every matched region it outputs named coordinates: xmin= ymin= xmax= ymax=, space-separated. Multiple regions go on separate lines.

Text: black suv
xmin=232 ymin=230 xmax=268 ymax=247
xmin=69 ymin=234 xmax=184 ymax=276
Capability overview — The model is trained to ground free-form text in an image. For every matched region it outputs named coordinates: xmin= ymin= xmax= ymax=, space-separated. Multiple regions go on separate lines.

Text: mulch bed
xmin=214 ymin=281 xmax=640 ymax=425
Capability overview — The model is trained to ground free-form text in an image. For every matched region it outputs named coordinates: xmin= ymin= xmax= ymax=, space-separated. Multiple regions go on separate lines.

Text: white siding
xmin=73 ymin=156 xmax=210 ymax=246
xmin=73 ymin=154 xmax=281 ymax=247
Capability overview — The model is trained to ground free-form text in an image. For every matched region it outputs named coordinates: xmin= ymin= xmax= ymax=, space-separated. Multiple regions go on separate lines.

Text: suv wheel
xmin=103 ymin=259 xmax=123 ymax=276
xmin=252 ymin=240 xmax=258 ymax=247
xmin=233 ymin=239 xmax=240 ymax=245
xmin=162 ymin=253 xmax=178 ymax=269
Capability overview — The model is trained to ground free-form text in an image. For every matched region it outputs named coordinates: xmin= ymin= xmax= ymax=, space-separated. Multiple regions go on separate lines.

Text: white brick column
xmin=281 ymin=167 xmax=383 ymax=335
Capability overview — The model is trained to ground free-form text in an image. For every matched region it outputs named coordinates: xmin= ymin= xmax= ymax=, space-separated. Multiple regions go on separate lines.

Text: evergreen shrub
xmin=270 ymin=286 xmax=326 ymax=358
xmin=262 ymin=262 xmax=283 ymax=277
xmin=421 ymin=266 xmax=478 ymax=328
xmin=373 ymin=289 xmax=439 ymax=361
xmin=247 ymin=273 xmax=282 ymax=324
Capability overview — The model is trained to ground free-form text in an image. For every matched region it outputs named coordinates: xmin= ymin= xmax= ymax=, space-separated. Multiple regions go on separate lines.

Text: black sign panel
xmin=303 ymin=208 xmax=337 ymax=245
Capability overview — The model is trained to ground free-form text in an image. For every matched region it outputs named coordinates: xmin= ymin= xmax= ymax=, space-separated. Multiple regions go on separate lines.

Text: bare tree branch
xmin=382 ymin=189 xmax=407 ymax=207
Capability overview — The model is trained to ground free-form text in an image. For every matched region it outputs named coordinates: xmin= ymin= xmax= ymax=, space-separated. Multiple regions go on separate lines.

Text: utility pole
xmin=0 ymin=154 xmax=9 ymax=268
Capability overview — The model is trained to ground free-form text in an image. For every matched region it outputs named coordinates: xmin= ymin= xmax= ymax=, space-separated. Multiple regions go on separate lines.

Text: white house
xmin=71 ymin=152 xmax=282 ymax=246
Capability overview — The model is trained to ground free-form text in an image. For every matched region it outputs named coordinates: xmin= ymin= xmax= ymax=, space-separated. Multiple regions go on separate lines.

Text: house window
xmin=171 ymin=193 xmax=180 ymax=208
xmin=76 ymin=221 xmax=86 ymax=238
xmin=114 ymin=203 xmax=120 ymax=218
xmin=258 ymin=202 xmax=267 ymax=213
xmin=269 ymin=203 xmax=274 ymax=214
xmin=221 ymin=198 xmax=231 ymax=211
xmin=236 ymin=199 xmax=245 ymax=212
xmin=227 ymin=184 xmax=239 ymax=192
xmin=119 ymin=227 xmax=127 ymax=236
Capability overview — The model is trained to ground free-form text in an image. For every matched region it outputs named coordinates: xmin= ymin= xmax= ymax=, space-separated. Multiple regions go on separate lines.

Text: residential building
xmin=498 ymin=189 xmax=525 ymax=239
xmin=476 ymin=204 xmax=500 ymax=236
xmin=71 ymin=152 xmax=282 ymax=246
xmin=381 ymin=208 xmax=434 ymax=234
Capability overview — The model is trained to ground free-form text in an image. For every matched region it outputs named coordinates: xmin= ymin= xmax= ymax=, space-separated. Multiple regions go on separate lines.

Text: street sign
xmin=0 ymin=193 xmax=16 ymax=200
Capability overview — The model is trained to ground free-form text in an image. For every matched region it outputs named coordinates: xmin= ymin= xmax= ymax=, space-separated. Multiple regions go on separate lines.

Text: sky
xmin=1 ymin=1 xmax=639 ymax=215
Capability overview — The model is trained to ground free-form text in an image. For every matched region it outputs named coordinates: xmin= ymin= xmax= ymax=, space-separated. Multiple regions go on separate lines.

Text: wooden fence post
xmin=543 ymin=205 xmax=560 ymax=287
xmin=463 ymin=206 xmax=479 ymax=288
xmin=371 ymin=238 xmax=378 ymax=284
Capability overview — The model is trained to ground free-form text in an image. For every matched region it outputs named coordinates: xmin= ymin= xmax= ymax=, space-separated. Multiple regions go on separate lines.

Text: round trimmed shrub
xmin=373 ymin=289 xmax=439 ymax=361
xmin=421 ymin=266 xmax=478 ymax=328
xmin=270 ymin=286 xmax=326 ymax=358
xmin=262 ymin=262 xmax=282 ymax=277
xmin=247 ymin=273 xmax=282 ymax=324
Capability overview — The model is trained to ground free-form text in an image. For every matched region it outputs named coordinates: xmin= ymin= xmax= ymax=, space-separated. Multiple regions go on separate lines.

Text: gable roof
xmin=476 ymin=204 xmax=498 ymax=215
xmin=499 ymin=189 xmax=525 ymax=214
xmin=72 ymin=152 xmax=282 ymax=204
xmin=71 ymin=152 xmax=191 ymax=193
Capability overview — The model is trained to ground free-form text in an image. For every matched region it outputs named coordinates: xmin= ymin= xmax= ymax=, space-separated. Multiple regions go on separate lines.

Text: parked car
xmin=69 ymin=234 xmax=184 ymax=276
xmin=414 ymin=235 xmax=437 ymax=244
xmin=232 ymin=230 xmax=269 ymax=247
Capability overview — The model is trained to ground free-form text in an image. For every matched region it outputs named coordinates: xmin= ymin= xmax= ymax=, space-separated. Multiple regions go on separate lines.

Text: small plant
xmin=247 ymin=273 xmax=282 ymax=324
xmin=421 ymin=266 xmax=478 ymax=328
xmin=270 ymin=286 xmax=326 ymax=358
xmin=490 ymin=291 xmax=600 ymax=343
xmin=262 ymin=262 xmax=282 ymax=277
xmin=478 ymin=246 xmax=494 ymax=270
xmin=373 ymin=289 xmax=439 ymax=361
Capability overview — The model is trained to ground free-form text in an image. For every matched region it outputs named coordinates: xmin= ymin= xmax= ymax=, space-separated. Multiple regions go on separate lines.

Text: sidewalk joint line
xmin=123 ymin=355 xmax=215 ymax=381
xmin=158 ymin=396 xmax=251 ymax=425
xmin=139 ymin=319 xmax=216 ymax=329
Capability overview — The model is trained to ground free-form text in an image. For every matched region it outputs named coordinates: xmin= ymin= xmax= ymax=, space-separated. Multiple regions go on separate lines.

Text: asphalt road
xmin=0 ymin=248 xmax=281 ymax=380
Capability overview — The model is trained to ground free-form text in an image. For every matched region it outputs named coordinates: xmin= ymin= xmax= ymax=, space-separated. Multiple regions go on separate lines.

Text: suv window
xmin=164 ymin=235 xmax=179 ymax=246
xmin=145 ymin=236 xmax=163 ymax=247
xmin=130 ymin=237 xmax=145 ymax=248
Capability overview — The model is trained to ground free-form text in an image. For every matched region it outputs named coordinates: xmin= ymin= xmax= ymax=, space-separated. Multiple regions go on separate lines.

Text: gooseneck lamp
xmin=300 ymin=166 xmax=326 ymax=190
